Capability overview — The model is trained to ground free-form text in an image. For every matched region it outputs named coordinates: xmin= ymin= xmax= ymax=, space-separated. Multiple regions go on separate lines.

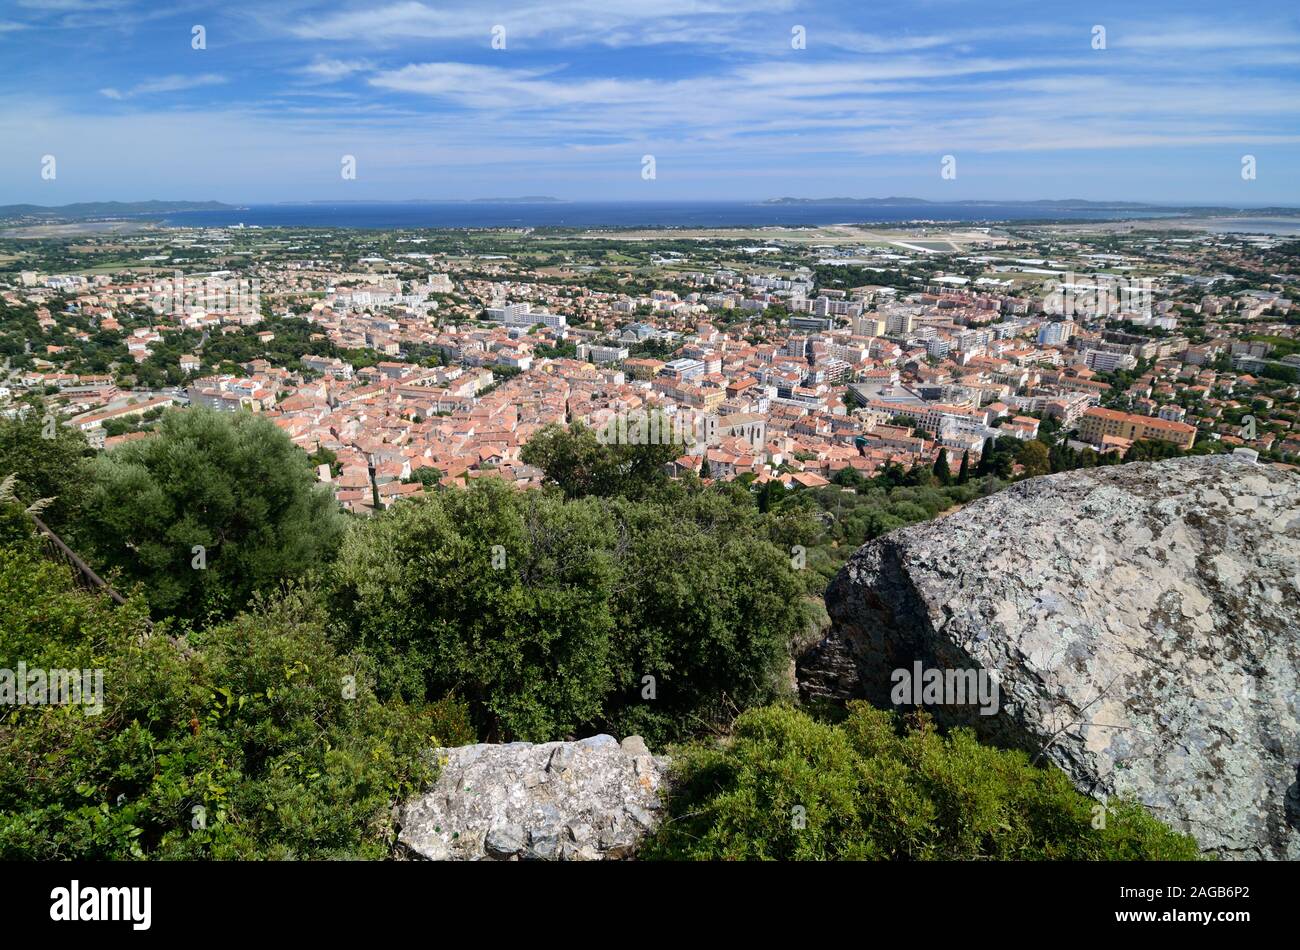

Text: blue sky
xmin=1 ymin=0 xmax=1298 ymax=205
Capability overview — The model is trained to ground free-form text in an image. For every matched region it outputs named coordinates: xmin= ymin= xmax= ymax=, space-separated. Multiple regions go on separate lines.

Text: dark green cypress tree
xmin=933 ymin=448 xmax=952 ymax=485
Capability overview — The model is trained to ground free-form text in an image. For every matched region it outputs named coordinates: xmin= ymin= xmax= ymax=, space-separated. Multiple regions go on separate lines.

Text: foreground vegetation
xmin=643 ymin=704 xmax=1200 ymax=860
xmin=0 ymin=407 xmax=1200 ymax=859
xmin=0 ymin=545 xmax=471 ymax=859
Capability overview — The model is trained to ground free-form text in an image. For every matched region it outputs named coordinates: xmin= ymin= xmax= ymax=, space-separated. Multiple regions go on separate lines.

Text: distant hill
xmin=761 ymin=197 xmax=1300 ymax=214
xmin=0 ymin=200 xmax=236 ymax=220
xmin=470 ymin=196 xmax=564 ymax=203
xmin=292 ymin=197 xmax=566 ymax=205
xmin=764 ymin=196 xmax=1162 ymax=209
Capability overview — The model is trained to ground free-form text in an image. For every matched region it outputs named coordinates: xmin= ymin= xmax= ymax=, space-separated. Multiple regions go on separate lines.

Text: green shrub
xmin=0 ymin=547 xmax=461 ymax=859
xmin=643 ymin=703 xmax=1201 ymax=861
xmin=330 ymin=478 xmax=808 ymax=744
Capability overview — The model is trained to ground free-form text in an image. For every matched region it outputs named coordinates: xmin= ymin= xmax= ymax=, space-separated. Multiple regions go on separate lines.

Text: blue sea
xmin=158 ymin=201 xmax=1189 ymax=230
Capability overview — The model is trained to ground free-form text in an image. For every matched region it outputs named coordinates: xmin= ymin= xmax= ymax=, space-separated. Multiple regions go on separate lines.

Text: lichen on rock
xmin=804 ymin=455 xmax=1300 ymax=859
xmin=397 ymin=734 xmax=667 ymax=860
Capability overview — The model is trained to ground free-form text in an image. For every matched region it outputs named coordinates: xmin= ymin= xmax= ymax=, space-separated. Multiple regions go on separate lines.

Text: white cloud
xmin=369 ymin=62 xmax=660 ymax=109
xmin=290 ymin=0 xmax=795 ymax=48
xmin=99 ymin=74 xmax=227 ymax=101
xmin=299 ymin=58 xmax=373 ymax=82
xmin=1117 ymin=23 xmax=1300 ymax=50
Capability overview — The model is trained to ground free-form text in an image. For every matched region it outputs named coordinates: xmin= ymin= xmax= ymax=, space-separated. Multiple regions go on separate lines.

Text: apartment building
xmin=1082 ymin=348 xmax=1138 ymax=373
xmin=1037 ymin=320 xmax=1075 ymax=346
xmin=302 ymin=354 xmax=354 ymax=379
xmin=486 ymin=301 xmax=568 ymax=329
xmin=577 ymin=342 xmax=630 ymax=364
xmin=659 ymin=358 xmax=706 ymax=382
xmin=1078 ymin=407 xmax=1197 ymax=450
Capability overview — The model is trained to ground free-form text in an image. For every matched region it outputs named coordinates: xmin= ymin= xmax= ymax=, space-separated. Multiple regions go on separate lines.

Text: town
xmin=2 ymin=219 xmax=1297 ymax=514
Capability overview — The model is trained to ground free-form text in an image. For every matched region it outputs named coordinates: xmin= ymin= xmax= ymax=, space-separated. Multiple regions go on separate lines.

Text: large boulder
xmin=803 ymin=455 xmax=1300 ymax=859
xmin=397 ymin=735 xmax=666 ymax=860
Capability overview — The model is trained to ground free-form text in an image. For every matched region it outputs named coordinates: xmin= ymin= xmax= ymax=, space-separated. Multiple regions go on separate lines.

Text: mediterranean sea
xmin=158 ymin=201 xmax=1186 ymax=230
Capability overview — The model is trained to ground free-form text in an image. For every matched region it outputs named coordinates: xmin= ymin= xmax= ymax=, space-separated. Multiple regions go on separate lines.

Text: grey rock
xmin=526 ymin=827 xmax=561 ymax=860
xmin=624 ymin=803 xmax=656 ymax=829
xmin=620 ymin=735 xmax=650 ymax=757
xmin=804 ymin=456 xmax=1300 ymax=859
xmin=398 ymin=735 xmax=667 ymax=860
xmin=566 ymin=821 xmax=593 ymax=843
xmin=484 ymin=822 xmax=526 ymax=859
xmin=547 ymin=744 xmax=576 ymax=775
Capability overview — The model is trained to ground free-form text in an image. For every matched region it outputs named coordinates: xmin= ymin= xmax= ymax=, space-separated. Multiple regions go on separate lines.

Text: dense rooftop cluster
xmin=3 ymin=221 xmax=1298 ymax=512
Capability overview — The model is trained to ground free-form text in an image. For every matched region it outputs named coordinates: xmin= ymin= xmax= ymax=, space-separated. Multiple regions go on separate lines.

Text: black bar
xmin=0 ymin=859 xmax=1280 ymax=937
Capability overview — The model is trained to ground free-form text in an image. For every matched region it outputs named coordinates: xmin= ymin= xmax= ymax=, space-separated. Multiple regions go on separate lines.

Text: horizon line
xmin=6 ymin=197 xmax=1300 ymax=211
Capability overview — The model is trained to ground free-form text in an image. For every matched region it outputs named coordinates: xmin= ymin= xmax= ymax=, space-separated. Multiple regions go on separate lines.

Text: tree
xmin=901 ymin=462 xmax=929 ymax=487
xmin=1124 ymin=439 xmax=1185 ymax=463
xmin=957 ymin=450 xmax=970 ymax=484
xmin=756 ymin=477 xmax=787 ymax=513
xmin=1016 ymin=439 xmax=1051 ymax=477
xmin=0 ymin=411 xmax=94 ymax=537
xmin=331 ymin=479 xmax=621 ymax=741
xmin=932 ymin=449 xmax=952 ymax=485
xmin=81 ymin=408 xmax=344 ymax=623
xmin=831 ymin=465 xmax=866 ymax=491
xmin=404 ymin=465 xmax=443 ymax=488
xmin=978 ymin=436 xmax=1019 ymax=479
xmin=520 ymin=421 xmax=678 ymax=500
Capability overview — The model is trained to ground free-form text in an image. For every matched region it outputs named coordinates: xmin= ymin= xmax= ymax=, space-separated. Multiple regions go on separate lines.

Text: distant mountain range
xmin=764 ymin=196 xmax=1156 ymax=207
xmin=287 ymin=197 xmax=566 ymax=205
xmin=0 ymin=197 xmax=566 ymax=223
xmin=0 ymin=200 xmax=236 ymax=220
xmin=4 ymin=197 xmax=1297 ymax=226
xmin=762 ymin=196 xmax=1299 ymax=213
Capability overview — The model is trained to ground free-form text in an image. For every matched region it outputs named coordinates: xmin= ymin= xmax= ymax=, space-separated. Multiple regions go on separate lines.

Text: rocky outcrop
xmin=804 ymin=455 xmax=1300 ymax=859
xmin=396 ymin=735 xmax=666 ymax=860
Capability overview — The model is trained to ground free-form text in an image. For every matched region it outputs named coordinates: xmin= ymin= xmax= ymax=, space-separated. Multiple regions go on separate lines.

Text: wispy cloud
xmin=369 ymin=62 xmax=658 ymax=109
xmin=11 ymin=0 xmax=181 ymax=31
xmin=17 ymin=0 xmax=131 ymax=9
xmin=1116 ymin=22 xmax=1300 ymax=50
xmin=298 ymin=58 xmax=373 ymax=82
xmin=99 ymin=73 xmax=227 ymax=100
xmin=290 ymin=0 xmax=796 ymax=48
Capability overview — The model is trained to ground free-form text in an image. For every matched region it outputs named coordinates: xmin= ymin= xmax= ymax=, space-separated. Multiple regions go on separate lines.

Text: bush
xmin=643 ymin=703 xmax=1201 ymax=861
xmin=330 ymin=478 xmax=808 ymax=744
xmin=0 ymin=546 xmax=463 ymax=860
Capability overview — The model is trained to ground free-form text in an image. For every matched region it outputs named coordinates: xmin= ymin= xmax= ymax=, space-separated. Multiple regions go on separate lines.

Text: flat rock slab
xmin=397 ymin=735 xmax=666 ymax=860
